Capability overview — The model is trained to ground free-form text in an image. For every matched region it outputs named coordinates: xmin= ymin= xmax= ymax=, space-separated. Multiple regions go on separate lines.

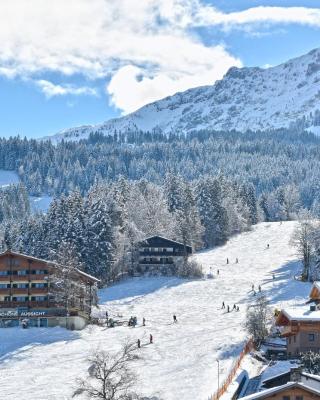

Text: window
xmin=282 ymin=396 xmax=290 ymax=400
xmin=4 ymin=296 xmax=10 ymax=301
xmin=31 ymin=269 xmax=48 ymax=275
xmin=12 ymin=296 xmax=28 ymax=302
xmin=31 ymin=283 xmax=47 ymax=288
xmin=0 ymin=271 xmax=9 ymax=276
xmin=0 ymin=283 xmax=10 ymax=288
xmin=308 ymin=333 xmax=315 ymax=342
xmin=293 ymin=335 xmax=296 ymax=343
xmin=17 ymin=270 xmax=28 ymax=276
xmin=12 ymin=283 xmax=29 ymax=288
xmin=167 ymin=248 xmax=173 ymax=252
xmin=31 ymin=296 xmax=47 ymax=301
xmin=295 ymin=396 xmax=303 ymax=400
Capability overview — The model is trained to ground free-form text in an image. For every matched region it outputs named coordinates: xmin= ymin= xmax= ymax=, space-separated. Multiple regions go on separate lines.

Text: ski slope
xmin=0 ymin=222 xmax=310 ymax=400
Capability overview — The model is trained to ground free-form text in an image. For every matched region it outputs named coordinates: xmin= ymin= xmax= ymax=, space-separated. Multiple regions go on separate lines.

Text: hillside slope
xmin=48 ymin=48 xmax=320 ymax=142
xmin=0 ymin=222 xmax=310 ymax=400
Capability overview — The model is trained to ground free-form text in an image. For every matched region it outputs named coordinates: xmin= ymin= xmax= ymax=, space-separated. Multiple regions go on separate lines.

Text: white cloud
xmin=0 ymin=1 xmax=319 ymax=113
xmin=35 ymin=80 xmax=98 ymax=98
xmin=192 ymin=5 xmax=320 ymax=29
xmin=107 ymin=46 xmax=240 ymax=113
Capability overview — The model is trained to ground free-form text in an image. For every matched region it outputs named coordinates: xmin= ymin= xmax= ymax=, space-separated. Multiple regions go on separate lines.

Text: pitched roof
xmin=0 ymin=249 xmax=100 ymax=283
xmin=278 ymin=306 xmax=320 ymax=322
xmin=241 ymin=382 xmax=320 ymax=399
xmin=262 ymin=369 xmax=320 ymax=385
xmin=140 ymin=235 xmax=192 ymax=249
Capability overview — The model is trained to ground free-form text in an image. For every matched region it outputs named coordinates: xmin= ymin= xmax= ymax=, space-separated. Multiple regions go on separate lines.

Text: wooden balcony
xmin=11 ymin=288 xmax=29 ymax=295
xmin=0 ymin=288 xmax=10 ymax=295
xmin=139 ymin=260 xmax=174 ymax=265
xmin=30 ymin=288 xmax=48 ymax=295
xmin=29 ymin=274 xmax=48 ymax=281
xmin=11 ymin=276 xmax=30 ymax=281
xmin=0 ymin=276 xmax=10 ymax=281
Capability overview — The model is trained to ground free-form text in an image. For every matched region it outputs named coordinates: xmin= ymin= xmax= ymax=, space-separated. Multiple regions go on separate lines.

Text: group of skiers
xmin=251 ymin=283 xmax=262 ymax=296
xmin=222 ymin=302 xmax=239 ymax=312
xmin=137 ymin=334 xmax=153 ymax=348
xmin=226 ymin=258 xmax=239 ymax=264
xmin=105 ymin=310 xmax=179 ymax=349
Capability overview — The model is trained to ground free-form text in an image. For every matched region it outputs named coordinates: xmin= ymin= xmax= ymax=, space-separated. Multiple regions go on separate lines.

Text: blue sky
xmin=0 ymin=0 xmax=319 ymax=138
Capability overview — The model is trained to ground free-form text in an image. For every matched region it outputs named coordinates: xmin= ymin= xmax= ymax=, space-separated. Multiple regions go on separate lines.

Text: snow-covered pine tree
xmin=196 ymin=177 xmax=228 ymax=247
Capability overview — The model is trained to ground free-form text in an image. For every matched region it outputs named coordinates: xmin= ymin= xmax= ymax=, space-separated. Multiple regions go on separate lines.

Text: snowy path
xmin=0 ymin=222 xmax=310 ymax=400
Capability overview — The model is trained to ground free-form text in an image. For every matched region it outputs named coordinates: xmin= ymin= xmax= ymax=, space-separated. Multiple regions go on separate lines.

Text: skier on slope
xmin=150 ymin=334 xmax=153 ymax=344
xmin=222 ymin=301 xmax=225 ymax=309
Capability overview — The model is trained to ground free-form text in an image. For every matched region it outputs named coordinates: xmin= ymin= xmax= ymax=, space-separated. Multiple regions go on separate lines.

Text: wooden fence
xmin=208 ymin=338 xmax=254 ymax=400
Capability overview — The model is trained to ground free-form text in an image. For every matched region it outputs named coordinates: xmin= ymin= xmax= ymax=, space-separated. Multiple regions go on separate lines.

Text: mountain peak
xmin=46 ymin=47 xmax=320 ymax=142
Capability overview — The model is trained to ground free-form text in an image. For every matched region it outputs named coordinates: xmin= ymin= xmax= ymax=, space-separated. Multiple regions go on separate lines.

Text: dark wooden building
xmin=136 ymin=236 xmax=192 ymax=274
xmin=0 ymin=250 xmax=99 ymax=329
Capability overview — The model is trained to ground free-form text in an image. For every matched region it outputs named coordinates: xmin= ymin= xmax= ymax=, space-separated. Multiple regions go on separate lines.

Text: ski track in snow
xmin=0 ymin=222 xmax=311 ymax=400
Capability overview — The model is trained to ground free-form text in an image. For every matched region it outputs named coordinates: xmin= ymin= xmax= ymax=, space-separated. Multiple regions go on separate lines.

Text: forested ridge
xmin=0 ymin=129 xmax=319 ymax=209
xmin=0 ymin=128 xmax=319 ymax=280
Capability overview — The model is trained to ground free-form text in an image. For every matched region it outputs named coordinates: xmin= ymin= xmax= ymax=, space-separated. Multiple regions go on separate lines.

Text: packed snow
xmin=0 ymin=169 xmax=52 ymax=212
xmin=0 ymin=222 xmax=311 ymax=400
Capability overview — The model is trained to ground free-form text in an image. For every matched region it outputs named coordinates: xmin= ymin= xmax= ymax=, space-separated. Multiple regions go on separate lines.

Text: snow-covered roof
xmin=241 ymin=382 xmax=320 ymax=399
xmin=281 ymin=305 xmax=320 ymax=322
xmin=261 ymin=369 xmax=320 ymax=385
xmin=313 ymin=282 xmax=320 ymax=291
xmin=310 ymin=281 xmax=320 ymax=297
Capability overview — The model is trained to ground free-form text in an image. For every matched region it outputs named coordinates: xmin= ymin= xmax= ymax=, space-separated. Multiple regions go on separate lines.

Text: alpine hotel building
xmin=0 ymin=250 xmax=99 ymax=330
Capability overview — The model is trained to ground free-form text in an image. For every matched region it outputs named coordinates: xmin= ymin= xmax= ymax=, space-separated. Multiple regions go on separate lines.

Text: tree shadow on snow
xmin=0 ymin=326 xmax=79 ymax=363
xmin=260 ymin=259 xmax=311 ymax=305
xmin=98 ymin=276 xmax=189 ymax=303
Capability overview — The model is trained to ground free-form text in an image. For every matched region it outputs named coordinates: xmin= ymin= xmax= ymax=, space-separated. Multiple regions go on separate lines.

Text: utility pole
xmin=216 ymin=359 xmax=220 ymax=390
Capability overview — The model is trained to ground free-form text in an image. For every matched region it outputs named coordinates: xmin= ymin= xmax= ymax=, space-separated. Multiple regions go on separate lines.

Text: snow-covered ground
xmin=0 ymin=169 xmax=20 ymax=187
xmin=29 ymin=195 xmax=53 ymax=213
xmin=0 ymin=169 xmax=52 ymax=212
xmin=0 ymin=222 xmax=311 ymax=400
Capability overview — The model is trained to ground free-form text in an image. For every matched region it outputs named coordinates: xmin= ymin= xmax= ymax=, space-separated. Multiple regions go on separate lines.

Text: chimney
xmin=290 ymin=367 xmax=302 ymax=382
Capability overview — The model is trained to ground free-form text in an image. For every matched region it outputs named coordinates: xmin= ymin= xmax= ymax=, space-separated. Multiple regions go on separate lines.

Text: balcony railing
xmin=139 ymin=260 xmax=174 ymax=265
xmin=11 ymin=288 xmax=29 ymax=295
xmin=139 ymin=251 xmax=187 ymax=256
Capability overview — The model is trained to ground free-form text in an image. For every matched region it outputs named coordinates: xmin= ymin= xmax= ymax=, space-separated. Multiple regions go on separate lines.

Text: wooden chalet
xmin=136 ymin=235 xmax=192 ymax=274
xmin=0 ymin=250 xmax=99 ymax=330
xmin=241 ymin=382 xmax=320 ymax=400
xmin=276 ymin=282 xmax=320 ymax=356
xmin=260 ymin=367 xmax=320 ymax=391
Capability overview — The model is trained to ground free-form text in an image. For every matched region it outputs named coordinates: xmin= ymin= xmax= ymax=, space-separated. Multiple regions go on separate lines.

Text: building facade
xmin=0 ymin=250 xmax=99 ymax=329
xmin=276 ymin=282 xmax=320 ymax=356
xmin=135 ymin=236 xmax=192 ymax=274
xmin=241 ymin=382 xmax=320 ymax=400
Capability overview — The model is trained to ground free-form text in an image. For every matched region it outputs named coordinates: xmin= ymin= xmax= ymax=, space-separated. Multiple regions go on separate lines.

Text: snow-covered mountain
xmin=48 ymin=48 xmax=320 ymax=142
